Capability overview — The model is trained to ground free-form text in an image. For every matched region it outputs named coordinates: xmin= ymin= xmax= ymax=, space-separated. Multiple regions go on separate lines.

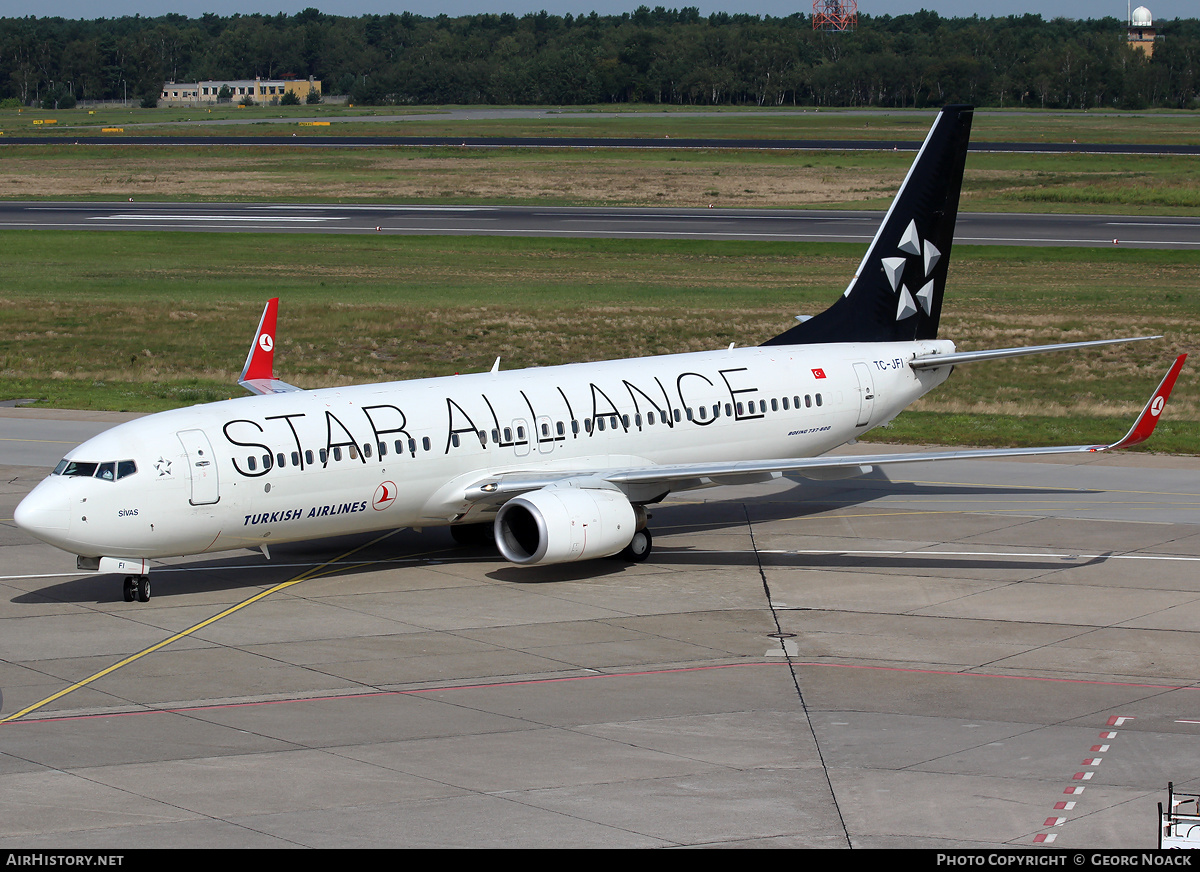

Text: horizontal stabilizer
xmin=909 ymin=335 xmax=1162 ymax=369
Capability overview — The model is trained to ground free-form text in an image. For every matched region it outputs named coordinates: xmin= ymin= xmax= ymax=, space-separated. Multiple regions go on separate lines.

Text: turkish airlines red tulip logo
xmin=373 ymin=481 xmax=397 ymax=510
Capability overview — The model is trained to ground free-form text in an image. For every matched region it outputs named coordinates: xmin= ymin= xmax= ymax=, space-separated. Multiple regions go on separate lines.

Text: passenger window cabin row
xmin=242 ymin=392 xmax=825 ymax=471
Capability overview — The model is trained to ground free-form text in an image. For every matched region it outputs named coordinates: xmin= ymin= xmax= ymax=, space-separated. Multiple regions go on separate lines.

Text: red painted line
xmin=1039 ymin=718 xmax=1117 ymax=839
xmin=791 ymin=662 xmax=1180 ymax=690
xmin=2 ymin=661 xmax=792 ymax=725
xmin=0 ymin=661 xmax=1180 ymax=729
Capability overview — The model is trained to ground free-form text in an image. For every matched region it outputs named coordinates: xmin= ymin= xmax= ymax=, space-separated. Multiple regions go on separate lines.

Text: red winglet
xmin=240 ymin=298 xmax=279 ymax=383
xmin=1097 ymin=354 xmax=1187 ymax=451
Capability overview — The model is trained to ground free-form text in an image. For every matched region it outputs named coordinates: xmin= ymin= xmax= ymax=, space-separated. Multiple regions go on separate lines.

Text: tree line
xmin=2 ymin=7 xmax=1198 ymax=111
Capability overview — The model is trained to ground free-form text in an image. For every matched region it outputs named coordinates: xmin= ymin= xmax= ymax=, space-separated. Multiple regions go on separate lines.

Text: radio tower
xmin=813 ymin=0 xmax=858 ymax=31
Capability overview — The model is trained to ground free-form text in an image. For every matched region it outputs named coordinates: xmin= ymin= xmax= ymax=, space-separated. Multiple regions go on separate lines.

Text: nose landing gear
xmin=122 ymin=575 xmax=151 ymax=603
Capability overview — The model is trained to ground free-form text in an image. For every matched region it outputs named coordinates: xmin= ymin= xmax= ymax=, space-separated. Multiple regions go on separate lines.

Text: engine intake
xmin=494 ymin=485 xmax=636 ymax=565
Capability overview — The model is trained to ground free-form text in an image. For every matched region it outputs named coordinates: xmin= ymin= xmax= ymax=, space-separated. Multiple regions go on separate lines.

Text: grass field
xmin=1 ymin=144 xmax=1198 ymax=215
xmin=1 ymin=232 xmax=1195 ymax=452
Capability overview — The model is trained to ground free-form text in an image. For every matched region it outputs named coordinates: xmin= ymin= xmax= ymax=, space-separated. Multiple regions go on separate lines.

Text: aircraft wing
xmin=239 ymin=378 xmax=303 ymax=396
xmin=238 ymin=297 xmax=303 ymax=395
xmin=464 ymin=354 xmax=1187 ymax=505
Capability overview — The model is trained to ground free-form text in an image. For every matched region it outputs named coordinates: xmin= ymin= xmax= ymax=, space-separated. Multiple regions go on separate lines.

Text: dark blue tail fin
xmin=763 ymin=105 xmax=973 ymax=346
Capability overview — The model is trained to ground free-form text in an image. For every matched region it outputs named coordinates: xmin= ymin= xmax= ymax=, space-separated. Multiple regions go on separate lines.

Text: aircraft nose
xmin=14 ymin=484 xmax=70 ymax=538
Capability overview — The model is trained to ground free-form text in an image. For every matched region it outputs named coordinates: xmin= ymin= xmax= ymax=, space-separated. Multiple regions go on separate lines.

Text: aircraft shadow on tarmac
xmin=483 ymin=533 xmax=1109 ymax=583
xmin=12 ymin=472 xmax=1106 ymax=603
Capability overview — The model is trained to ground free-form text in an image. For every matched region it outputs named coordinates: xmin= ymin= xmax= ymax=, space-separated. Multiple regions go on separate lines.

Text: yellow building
xmin=160 ymin=77 xmax=322 ymax=106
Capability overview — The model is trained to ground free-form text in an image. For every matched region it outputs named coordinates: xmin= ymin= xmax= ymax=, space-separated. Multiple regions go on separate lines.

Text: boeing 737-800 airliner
xmin=13 ymin=105 xmax=1186 ymax=603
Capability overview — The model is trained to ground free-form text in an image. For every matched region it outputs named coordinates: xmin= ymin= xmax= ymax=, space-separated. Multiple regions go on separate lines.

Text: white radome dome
xmin=1132 ymin=5 xmax=1152 ymax=26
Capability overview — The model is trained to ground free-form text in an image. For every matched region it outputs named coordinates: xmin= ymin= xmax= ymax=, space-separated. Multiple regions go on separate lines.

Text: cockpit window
xmin=52 ymin=459 xmax=138 ymax=480
xmin=61 ymin=461 xmax=98 ymax=477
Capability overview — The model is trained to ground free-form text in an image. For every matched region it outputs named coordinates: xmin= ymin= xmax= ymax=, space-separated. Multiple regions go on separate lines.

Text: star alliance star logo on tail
xmin=881 ymin=219 xmax=941 ymax=322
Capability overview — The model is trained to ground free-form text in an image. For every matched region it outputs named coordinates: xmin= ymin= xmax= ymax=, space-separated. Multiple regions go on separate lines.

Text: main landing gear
xmin=619 ymin=527 xmax=653 ymax=562
xmin=122 ymin=575 xmax=151 ymax=603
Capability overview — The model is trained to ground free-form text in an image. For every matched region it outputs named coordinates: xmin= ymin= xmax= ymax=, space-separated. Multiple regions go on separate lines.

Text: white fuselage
xmin=15 ymin=340 xmax=953 ymax=561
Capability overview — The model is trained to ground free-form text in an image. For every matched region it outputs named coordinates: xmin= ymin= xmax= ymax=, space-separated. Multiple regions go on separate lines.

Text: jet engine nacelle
xmin=494 ymin=484 xmax=636 ymax=565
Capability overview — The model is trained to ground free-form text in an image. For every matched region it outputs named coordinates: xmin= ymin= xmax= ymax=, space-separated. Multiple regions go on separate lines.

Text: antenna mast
xmin=813 ymin=0 xmax=858 ymax=32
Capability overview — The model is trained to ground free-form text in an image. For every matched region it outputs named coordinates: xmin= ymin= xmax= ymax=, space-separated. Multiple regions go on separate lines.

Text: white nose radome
xmin=14 ymin=482 xmax=71 ymax=544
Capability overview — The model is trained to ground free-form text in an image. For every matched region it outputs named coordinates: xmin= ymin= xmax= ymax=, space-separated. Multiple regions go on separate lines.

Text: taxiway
xmin=2 ymin=201 xmax=1199 ymax=249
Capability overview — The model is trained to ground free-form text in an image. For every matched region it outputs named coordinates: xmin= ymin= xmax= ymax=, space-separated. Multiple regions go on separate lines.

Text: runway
xmin=2 ymin=408 xmax=1199 ymax=847
xmin=3 ymin=201 xmax=1199 ymax=248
